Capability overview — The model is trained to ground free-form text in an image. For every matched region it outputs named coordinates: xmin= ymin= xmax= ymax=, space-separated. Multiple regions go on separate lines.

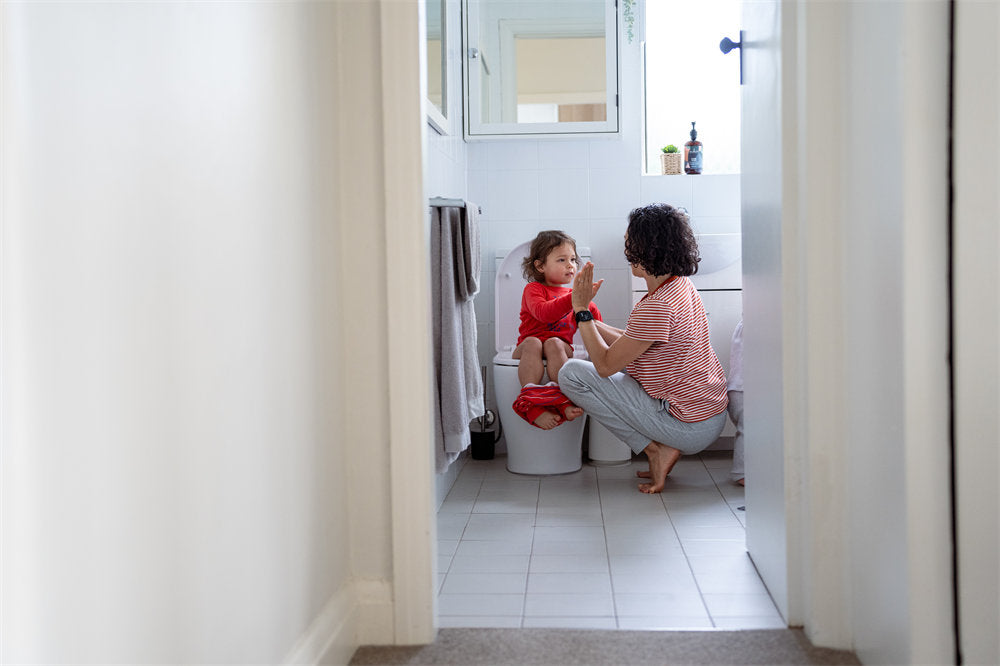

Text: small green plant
xmin=662 ymin=144 xmax=679 ymax=154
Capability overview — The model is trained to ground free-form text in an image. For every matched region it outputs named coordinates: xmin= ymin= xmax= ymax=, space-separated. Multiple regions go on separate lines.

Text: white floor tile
xmin=680 ymin=539 xmax=747 ymax=557
xmin=534 ymin=512 xmax=605 ymax=527
xmin=439 ymin=498 xmax=476 ymax=513
xmin=530 ymin=554 xmax=609 ymax=573
xmin=685 ymin=554 xmax=758 ymax=576
xmin=528 ymin=572 xmax=613 ymax=594
xmin=712 ymin=614 xmax=787 ymax=629
xmin=701 ymin=592 xmax=781 ymax=617
xmin=524 ymin=593 xmax=615 ymax=617
xmin=437 ymin=514 xmax=470 ymax=540
xmin=441 ymin=572 xmax=527 ymax=595
xmin=532 ymin=525 xmax=607 ymax=542
xmin=462 ymin=513 xmax=534 ymax=541
xmin=522 ymin=616 xmax=617 ymax=629
xmin=448 ymin=554 xmax=531 ymax=574
xmin=438 ymin=539 xmax=459 ymax=556
xmin=437 ymin=593 xmax=524 ymax=616
xmin=438 ymin=615 xmax=523 ymax=628
xmin=609 ymin=554 xmax=690 ymax=576
xmin=530 ymin=538 xmax=608 ymax=556
xmin=604 ymin=523 xmax=678 ymax=543
xmin=436 ymin=450 xmax=773 ymax=632
xmin=455 ymin=539 xmax=533 ymax=557
xmin=614 ymin=592 xmax=708 ymax=617
xmin=673 ymin=525 xmax=746 ymax=541
xmin=611 ymin=570 xmax=700 ymax=596
xmin=694 ymin=571 xmax=770 ymax=595
xmin=472 ymin=498 xmax=538 ymax=514
xmin=606 ymin=537 xmax=685 ymax=557
xmin=617 ymin=615 xmax=714 ymax=630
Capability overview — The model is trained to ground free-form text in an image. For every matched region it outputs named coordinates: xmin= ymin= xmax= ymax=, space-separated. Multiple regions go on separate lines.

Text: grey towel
xmin=431 ymin=204 xmax=485 ymax=473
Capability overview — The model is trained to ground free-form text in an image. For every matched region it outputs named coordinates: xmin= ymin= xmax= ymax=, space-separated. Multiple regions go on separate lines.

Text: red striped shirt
xmin=624 ymin=276 xmax=728 ymax=422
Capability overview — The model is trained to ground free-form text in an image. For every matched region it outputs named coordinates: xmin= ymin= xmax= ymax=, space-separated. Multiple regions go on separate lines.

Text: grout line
xmin=595 ymin=463 xmax=621 ymax=629
xmin=519 ymin=473 xmax=541 ymax=628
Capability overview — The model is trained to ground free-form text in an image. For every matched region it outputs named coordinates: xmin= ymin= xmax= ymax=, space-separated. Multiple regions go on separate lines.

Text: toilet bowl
xmin=492 ymin=242 xmax=589 ymax=475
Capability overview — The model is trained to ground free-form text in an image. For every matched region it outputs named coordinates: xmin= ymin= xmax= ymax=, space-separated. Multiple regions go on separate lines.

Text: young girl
xmin=512 ymin=230 xmax=602 ymax=429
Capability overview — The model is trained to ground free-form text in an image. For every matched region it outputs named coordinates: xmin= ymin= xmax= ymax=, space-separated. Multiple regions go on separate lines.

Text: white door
xmin=739 ymin=0 xmax=788 ymax=621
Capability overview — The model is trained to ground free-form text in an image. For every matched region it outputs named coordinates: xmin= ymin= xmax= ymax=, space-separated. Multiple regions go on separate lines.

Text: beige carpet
xmin=350 ymin=628 xmax=861 ymax=665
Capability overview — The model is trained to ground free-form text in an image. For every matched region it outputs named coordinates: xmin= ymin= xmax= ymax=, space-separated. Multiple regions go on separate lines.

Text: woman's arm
xmin=572 ymin=263 xmax=652 ymax=377
xmin=594 ymin=320 xmax=624 ymax=345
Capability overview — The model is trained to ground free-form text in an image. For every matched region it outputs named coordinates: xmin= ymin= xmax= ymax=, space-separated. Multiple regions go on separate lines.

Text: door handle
xmin=719 ymin=30 xmax=744 ymax=85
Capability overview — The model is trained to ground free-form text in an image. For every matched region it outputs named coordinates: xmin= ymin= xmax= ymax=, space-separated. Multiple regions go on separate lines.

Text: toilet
xmin=492 ymin=242 xmax=589 ymax=475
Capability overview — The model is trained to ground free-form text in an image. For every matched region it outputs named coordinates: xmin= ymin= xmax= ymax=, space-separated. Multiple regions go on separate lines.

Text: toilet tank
xmin=494 ymin=244 xmax=591 ymax=353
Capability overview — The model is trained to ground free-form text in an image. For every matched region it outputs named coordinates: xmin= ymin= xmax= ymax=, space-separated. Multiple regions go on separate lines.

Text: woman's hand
xmin=572 ymin=262 xmax=604 ymax=312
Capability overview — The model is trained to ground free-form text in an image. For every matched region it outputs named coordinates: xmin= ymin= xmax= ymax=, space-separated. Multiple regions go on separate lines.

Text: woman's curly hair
xmin=623 ymin=204 xmax=700 ymax=277
xmin=521 ymin=230 xmax=578 ymax=282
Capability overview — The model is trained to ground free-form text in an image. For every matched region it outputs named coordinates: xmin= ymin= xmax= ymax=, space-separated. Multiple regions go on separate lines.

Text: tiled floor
xmin=436 ymin=451 xmax=783 ymax=630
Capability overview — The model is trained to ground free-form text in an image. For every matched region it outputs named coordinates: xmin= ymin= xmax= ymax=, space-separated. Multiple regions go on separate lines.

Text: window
xmin=644 ymin=0 xmax=741 ymax=174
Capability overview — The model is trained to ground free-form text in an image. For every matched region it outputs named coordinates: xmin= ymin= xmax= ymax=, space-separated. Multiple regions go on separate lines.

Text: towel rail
xmin=429 ymin=197 xmax=482 ymax=214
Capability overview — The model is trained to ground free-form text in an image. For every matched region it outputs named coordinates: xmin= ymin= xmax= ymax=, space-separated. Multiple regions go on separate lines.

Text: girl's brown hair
xmin=521 ymin=230 xmax=578 ymax=282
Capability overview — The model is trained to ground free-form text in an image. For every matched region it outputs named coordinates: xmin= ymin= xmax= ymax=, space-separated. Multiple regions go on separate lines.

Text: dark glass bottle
xmin=684 ymin=121 xmax=703 ymax=175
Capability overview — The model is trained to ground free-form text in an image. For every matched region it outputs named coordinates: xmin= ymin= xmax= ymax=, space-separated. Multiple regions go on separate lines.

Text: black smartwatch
xmin=574 ymin=310 xmax=594 ymax=323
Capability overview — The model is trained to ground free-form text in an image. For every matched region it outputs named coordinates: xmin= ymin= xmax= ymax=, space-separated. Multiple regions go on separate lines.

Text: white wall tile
xmin=640 ymin=175 xmax=695 ymax=211
xmin=487 ymin=171 xmax=539 ymax=220
xmin=538 ymin=169 xmax=590 ymax=220
xmin=538 ymin=140 xmax=590 ymax=169
xmin=591 ymin=269 xmax=631 ymax=321
xmin=589 ymin=219 xmax=630 ymax=268
xmin=467 ymin=142 xmax=489 ymax=170
xmin=468 ymin=170 xmax=489 ymax=216
xmin=588 ymin=137 xmax=637 ymax=169
xmin=588 ymin=168 xmax=640 ymax=219
xmin=691 ymin=174 xmax=740 ymax=216
xmin=690 ymin=216 xmax=741 ymax=235
xmin=489 ymin=141 xmax=539 ymax=170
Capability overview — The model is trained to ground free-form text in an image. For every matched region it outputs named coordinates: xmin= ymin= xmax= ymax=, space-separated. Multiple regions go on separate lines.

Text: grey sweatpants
xmin=559 ymin=359 xmax=726 ymax=455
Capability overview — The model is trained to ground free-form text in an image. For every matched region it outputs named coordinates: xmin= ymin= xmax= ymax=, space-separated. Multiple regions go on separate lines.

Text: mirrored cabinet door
xmin=426 ymin=0 xmax=449 ymax=133
xmin=464 ymin=0 xmax=619 ymax=138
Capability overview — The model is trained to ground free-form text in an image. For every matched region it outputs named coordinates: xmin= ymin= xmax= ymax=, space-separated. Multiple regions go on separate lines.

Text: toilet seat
xmin=492 ymin=346 xmax=590 ymax=367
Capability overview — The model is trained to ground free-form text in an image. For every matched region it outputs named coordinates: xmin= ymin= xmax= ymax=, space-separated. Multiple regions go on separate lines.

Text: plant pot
xmin=660 ymin=152 xmax=683 ymax=175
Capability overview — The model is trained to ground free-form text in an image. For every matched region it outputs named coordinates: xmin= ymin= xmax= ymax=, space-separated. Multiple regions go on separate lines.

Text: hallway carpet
xmin=350 ymin=628 xmax=860 ymax=665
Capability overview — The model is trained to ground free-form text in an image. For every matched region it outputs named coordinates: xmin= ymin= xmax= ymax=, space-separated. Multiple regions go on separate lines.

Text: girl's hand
xmin=572 ymin=262 xmax=603 ymax=311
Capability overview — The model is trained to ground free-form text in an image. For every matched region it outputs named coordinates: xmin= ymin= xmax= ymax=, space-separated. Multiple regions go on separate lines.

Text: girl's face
xmin=535 ymin=242 xmax=579 ymax=286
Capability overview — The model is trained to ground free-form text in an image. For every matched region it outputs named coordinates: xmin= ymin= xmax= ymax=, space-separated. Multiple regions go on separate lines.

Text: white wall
xmin=842 ymin=3 xmax=953 ymax=664
xmin=0 ymin=2 xmax=378 ymax=663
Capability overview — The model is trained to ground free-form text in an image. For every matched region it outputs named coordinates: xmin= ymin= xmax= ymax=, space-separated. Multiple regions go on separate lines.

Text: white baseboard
xmin=283 ymin=582 xmax=358 ymax=666
xmin=282 ymin=578 xmax=399 ymax=665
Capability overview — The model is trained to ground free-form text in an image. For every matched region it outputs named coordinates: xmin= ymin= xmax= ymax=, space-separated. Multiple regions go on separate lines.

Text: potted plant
xmin=660 ymin=145 xmax=683 ymax=175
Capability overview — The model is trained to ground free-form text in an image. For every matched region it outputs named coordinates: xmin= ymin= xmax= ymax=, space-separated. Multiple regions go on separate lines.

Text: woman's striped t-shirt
xmin=624 ymin=276 xmax=728 ymax=422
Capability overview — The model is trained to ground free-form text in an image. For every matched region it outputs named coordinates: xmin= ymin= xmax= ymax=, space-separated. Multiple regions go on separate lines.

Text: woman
xmin=559 ymin=204 xmax=729 ymax=493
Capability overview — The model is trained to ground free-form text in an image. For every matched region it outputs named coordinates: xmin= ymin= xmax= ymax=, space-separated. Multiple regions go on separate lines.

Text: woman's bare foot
xmin=637 ymin=441 xmax=682 ymax=494
xmin=736 ymin=478 xmax=745 ymax=486
xmin=563 ymin=405 xmax=584 ymax=421
xmin=533 ymin=411 xmax=562 ymax=430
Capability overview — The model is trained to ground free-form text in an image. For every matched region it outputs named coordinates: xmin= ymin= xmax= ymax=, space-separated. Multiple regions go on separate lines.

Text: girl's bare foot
xmin=563 ymin=405 xmax=584 ymax=421
xmin=534 ymin=411 xmax=562 ymax=430
xmin=638 ymin=441 xmax=682 ymax=494
xmin=736 ymin=478 xmax=745 ymax=486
